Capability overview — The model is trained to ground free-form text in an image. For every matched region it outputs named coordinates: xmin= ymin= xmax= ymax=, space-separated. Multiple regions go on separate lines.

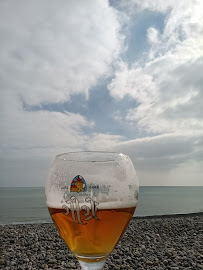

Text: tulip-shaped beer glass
xmin=46 ymin=152 xmax=139 ymax=270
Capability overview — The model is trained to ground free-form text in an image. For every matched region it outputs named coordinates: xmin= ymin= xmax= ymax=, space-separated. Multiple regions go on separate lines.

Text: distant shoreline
xmin=134 ymin=211 xmax=203 ymax=219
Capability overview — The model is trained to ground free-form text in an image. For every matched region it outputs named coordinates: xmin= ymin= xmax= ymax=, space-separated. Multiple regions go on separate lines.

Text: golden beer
xmin=48 ymin=206 xmax=136 ymax=261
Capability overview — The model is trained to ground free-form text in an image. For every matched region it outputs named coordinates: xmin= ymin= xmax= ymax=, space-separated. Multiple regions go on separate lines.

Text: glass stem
xmin=79 ymin=260 xmax=106 ymax=270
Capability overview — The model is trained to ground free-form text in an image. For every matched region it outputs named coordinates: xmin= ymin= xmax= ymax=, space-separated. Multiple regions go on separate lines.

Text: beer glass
xmin=46 ymin=152 xmax=139 ymax=270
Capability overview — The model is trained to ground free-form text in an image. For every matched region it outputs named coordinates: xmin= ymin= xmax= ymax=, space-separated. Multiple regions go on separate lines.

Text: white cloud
xmin=1 ymin=101 xmax=93 ymax=159
xmin=106 ymin=0 xmax=203 ymax=186
xmin=109 ymin=56 xmax=203 ymax=135
xmin=147 ymin=27 xmax=159 ymax=44
xmin=0 ymin=0 xmax=124 ymax=158
xmin=0 ymin=0 xmax=123 ymax=106
xmin=108 ymin=0 xmax=203 ymax=134
xmin=87 ymin=133 xmax=124 ymax=151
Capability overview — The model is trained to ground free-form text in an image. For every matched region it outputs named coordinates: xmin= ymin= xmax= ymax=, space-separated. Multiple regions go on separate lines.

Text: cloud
xmin=1 ymin=0 xmax=202 ymax=186
xmin=1 ymin=102 xmax=93 ymax=159
xmin=0 ymin=0 xmax=126 ymax=186
xmin=147 ymin=27 xmax=159 ymax=44
xmin=0 ymin=0 xmax=124 ymax=158
xmin=106 ymin=0 xmax=203 ymax=185
xmin=86 ymin=133 xmax=203 ymax=186
xmin=79 ymin=132 xmax=202 ymax=186
xmin=122 ymin=57 xmax=203 ymax=134
xmin=110 ymin=133 xmax=203 ymax=169
xmin=83 ymin=132 xmax=203 ymax=171
xmin=0 ymin=0 xmax=123 ymax=106
xmin=87 ymin=133 xmax=124 ymax=151
xmin=108 ymin=0 xmax=203 ymax=134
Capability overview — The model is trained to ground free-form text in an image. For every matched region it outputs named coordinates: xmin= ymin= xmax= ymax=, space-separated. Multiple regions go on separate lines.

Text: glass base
xmin=77 ymin=255 xmax=107 ymax=270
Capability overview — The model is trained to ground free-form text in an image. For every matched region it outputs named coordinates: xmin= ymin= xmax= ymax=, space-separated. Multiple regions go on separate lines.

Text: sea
xmin=0 ymin=187 xmax=203 ymax=225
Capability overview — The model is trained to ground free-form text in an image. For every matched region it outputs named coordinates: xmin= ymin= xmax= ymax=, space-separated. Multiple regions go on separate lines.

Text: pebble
xmin=0 ymin=259 xmax=5 ymax=265
xmin=141 ymin=244 xmax=145 ymax=250
xmin=0 ymin=214 xmax=203 ymax=269
xmin=67 ymin=262 xmax=76 ymax=267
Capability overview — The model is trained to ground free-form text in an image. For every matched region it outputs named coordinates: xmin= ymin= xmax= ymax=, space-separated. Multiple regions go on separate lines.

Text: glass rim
xmin=55 ymin=151 xmax=127 ymax=162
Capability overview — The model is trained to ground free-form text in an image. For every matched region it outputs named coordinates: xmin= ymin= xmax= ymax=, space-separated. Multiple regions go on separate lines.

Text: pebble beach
xmin=1 ymin=213 xmax=203 ymax=270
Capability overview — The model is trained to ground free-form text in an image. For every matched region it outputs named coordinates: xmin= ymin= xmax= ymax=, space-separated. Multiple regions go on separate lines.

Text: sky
xmin=0 ymin=0 xmax=203 ymax=187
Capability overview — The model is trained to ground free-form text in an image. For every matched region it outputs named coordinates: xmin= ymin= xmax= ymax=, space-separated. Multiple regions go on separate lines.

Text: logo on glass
xmin=62 ymin=175 xmax=99 ymax=225
xmin=70 ymin=175 xmax=87 ymax=193
xmin=63 ymin=196 xmax=99 ymax=225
